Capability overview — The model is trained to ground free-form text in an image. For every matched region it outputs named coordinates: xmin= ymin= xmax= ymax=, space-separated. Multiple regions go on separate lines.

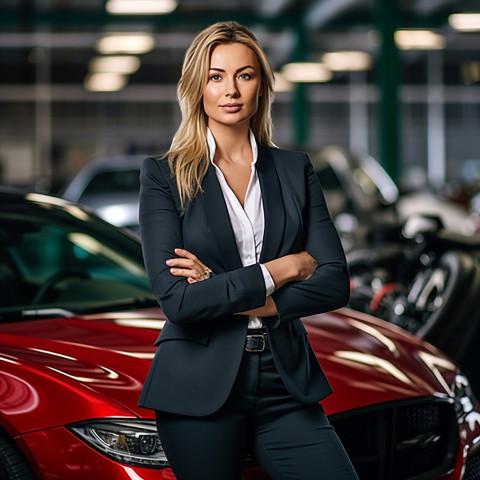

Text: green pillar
xmin=292 ymin=26 xmax=309 ymax=148
xmin=293 ymin=84 xmax=308 ymax=148
xmin=376 ymin=0 xmax=401 ymax=181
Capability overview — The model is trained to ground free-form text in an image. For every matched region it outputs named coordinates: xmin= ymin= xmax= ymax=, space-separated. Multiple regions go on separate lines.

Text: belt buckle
xmin=245 ymin=334 xmax=266 ymax=352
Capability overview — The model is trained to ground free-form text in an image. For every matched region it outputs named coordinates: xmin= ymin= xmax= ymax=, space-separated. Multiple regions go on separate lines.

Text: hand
xmin=292 ymin=250 xmax=318 ymax=282
xmin=264 ymin=250 xmax=317 ymax=290
xmin=166 ymin=248 xmax=213 ymax=284
xmin=237 ymin=296 xmax=278 ymax=317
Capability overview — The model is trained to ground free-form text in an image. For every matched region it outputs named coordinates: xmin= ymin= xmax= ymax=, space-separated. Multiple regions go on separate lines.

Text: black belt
xmin=245 ymin=329 xmax=267 ymax=352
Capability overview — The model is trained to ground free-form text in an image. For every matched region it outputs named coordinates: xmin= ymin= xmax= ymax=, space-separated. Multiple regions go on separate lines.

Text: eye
xmin=209 ymin=74 xmax=222 ymax=81
xmin=239 ymin=72 xmax=252 ymax=80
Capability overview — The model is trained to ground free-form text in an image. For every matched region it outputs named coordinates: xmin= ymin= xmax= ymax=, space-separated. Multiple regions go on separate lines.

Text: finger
xmin=174 ymin=248 xmax=199 ymax=262
xmin=170 ymin=268 xmax=211 ymax=284
xmin=174 ymin=248 xmax=210 ymax=271
xmin=169 ymin=268 xmax=192 ymax=278
xmin=167 ymin=260 xmax=206 ymax=281
xmin=166 ymin=258 xmax=197 ymax=268
xmin=167 ymin=256 xmax=207 ymax=276
xmin=188 ymin=270 xmax=210 ymax=282
xmin=168 ymin=249 xmax=213 ymax=281
xmin=170 ymin=267 xmax=204 ymax=280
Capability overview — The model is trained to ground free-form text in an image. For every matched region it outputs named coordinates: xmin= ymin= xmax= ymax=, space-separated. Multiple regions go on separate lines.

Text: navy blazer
xmin=137 ymin=145 xmax=350 ymax=416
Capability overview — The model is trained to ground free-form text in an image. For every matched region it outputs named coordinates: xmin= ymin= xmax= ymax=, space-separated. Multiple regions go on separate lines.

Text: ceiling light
xmin=449 ymin=13 xmax=480 ymax=32
xmin=321 ymin=51 xmax=373 ymax=71
xmin=95 ymin=33 xmax=155 ymax=54
xmin=106 ymin=0 xmax=177 ymax=15
xmin=89 ymin=56 xmax=141 ymax=74
xmin=84 ymin=73 xmax=128 ymax=92
xmin=461 ymin=61 xmax=480 ymax=85
xmin=394 ymin=30 xmax=446 ymax=50
xmin=273 ymin=72 xmax=294 ymax=92
xmin=281 ymin=62 xmax=332 ymax=83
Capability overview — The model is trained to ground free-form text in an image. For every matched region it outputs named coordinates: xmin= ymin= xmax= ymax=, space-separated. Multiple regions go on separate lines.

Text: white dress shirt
xmin=207 ymin=128 xmax=275 ymax=329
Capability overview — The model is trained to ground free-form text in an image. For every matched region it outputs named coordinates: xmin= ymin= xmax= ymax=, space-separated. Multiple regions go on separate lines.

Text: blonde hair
xmin=163 ymin=21 xmax=276 ymax=209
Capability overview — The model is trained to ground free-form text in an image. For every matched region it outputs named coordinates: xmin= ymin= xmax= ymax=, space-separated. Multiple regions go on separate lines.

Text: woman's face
xmin=203 ymin=42 xmax=263 ymax=130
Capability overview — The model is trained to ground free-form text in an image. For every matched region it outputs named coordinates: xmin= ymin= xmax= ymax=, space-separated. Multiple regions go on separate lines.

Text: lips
xmin=220 ymin=103 xmax=243 ymax=112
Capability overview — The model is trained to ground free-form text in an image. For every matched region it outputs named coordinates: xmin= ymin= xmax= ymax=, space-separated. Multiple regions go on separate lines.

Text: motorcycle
xmin=347 ymin=213 xmax=480 ymax=394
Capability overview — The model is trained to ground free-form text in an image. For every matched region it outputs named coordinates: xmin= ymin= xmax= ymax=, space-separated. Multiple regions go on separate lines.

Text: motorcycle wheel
xmin=414 ymin=250 xmax=480 ymax=353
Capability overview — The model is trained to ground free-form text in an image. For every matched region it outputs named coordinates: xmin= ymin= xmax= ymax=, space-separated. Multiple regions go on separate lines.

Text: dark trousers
xmin=156 ymin=344 xmax=359 ymax=480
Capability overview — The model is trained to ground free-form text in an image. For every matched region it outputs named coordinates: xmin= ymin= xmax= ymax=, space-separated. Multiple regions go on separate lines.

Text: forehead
xmin=209 ymin=42 xmax=259 ymax=68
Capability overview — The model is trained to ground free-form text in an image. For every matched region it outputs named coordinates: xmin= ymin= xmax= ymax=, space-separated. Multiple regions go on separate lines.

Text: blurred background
xmin=0 ymin=0 xmax=479 ymax=200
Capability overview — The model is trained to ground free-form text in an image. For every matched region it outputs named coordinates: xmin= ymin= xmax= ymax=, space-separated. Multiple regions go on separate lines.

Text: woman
xmin=138 ymin=20 xmax=358 ymax=480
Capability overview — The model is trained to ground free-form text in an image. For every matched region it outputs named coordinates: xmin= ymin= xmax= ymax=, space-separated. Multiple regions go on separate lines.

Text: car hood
xmin=78 ymin=192 xmax=139 ymax=228
xmin=304 ymin=309 xmax=457 ymax=414
xmin=0 ymin=307 xmax=456 ymax=432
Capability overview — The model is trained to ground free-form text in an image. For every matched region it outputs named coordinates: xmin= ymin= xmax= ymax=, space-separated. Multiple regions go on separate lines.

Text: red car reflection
xmin=0 ymin=190 xmax=479 ymax=479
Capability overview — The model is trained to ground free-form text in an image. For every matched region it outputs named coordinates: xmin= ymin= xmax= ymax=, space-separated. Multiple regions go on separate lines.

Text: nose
xmin=225 ymin=76 xmax=239 ymax=97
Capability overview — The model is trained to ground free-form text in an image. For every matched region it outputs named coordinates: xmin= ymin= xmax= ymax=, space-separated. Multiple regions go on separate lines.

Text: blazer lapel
xmin=197 ymin=165 xmax=243 ymax=270
xmin=257 ymin=147 xmax=285 ymax=263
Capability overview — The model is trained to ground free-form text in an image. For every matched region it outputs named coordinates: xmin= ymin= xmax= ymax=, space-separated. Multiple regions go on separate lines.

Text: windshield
xmin=80 ymin=169 xmax=141 ymax=198
xmin=0 ymin=208 xmax=153 ymax=314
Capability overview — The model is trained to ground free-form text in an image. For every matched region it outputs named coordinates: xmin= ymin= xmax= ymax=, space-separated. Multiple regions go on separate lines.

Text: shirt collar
xmin=207 ymin=128 xmax=258 ymax=165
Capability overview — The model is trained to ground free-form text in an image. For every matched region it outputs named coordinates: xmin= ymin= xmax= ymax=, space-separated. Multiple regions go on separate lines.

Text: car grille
xmin=329 ymin=397 xmax=459 ymax=480
xmin=464 ymin=452 xmax=480 ymax=480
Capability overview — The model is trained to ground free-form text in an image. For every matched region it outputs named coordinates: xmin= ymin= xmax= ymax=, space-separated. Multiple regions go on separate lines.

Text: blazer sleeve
xmin=271 ymin=154 xmax=350 ymax=325
xmin=139 ymin=157 xmax=267 ymax=325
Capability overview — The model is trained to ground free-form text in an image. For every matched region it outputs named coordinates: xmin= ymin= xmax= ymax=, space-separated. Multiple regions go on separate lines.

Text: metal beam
xmin=414 ymin=0 xmax=457 ymax=15
xmin=0 ymin=7 xmax=303 ymax=30
xmin=0 ymin=29 xmax=293 ymax=53
xmin=255 ymin=0 xmax=295 ymax=18
xmin=427 ymin=51 xmax=446 ymax=188
xmin=0 ymin=32 xmax=192 ymax=49
xmin=304 ymin=0 xmax=367 ymax=30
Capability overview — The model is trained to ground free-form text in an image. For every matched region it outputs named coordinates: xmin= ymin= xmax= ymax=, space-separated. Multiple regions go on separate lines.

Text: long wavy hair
xmin=163 ymin=21 xmax=277 ymax=209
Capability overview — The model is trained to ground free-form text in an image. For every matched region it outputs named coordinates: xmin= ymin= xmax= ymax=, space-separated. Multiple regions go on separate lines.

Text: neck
xmin=209 ymin=123 xmax=251 ymax=164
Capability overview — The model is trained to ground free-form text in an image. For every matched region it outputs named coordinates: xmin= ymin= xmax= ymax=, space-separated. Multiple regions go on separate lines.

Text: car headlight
xmin=69 ymin=419 xmax=168 ymax=468
xmin=452 ymin=373 xmax=475 ymax=416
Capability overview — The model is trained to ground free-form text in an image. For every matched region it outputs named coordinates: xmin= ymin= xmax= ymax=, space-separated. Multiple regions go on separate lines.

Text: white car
xmin=60 ymin=155 xmax=144 ymax=232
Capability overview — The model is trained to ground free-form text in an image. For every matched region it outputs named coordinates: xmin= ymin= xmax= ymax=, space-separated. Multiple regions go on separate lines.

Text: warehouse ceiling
xmin=1 ymin=0 xmax=480 ymax=92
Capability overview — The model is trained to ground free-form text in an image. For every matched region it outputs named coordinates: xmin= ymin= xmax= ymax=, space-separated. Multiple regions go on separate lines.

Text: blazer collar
xmin=199 ymin=165 xmax=243 ymax=270
xmin=198 ymin=145 xmax=286 ymax=269
xmin=257 ymin=146 xmax=285 ymax=263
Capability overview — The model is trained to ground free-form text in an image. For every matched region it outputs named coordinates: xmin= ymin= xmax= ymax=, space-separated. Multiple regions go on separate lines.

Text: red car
xmin=1 ymin=190 xmax=479 ymax=480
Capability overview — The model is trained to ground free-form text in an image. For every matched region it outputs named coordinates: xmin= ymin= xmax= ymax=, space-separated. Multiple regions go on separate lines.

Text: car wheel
xmin=0 ymin=432 xmax=36 ymax=480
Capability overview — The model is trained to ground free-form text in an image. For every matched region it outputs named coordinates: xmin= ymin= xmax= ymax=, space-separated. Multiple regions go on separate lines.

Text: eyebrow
xmin=208 ymin=65 xmax=256 ymax=73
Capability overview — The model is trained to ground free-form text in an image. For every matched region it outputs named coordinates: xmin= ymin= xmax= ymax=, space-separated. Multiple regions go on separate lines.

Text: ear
xmin=259 ymin=83 xmax=264 ymax=96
